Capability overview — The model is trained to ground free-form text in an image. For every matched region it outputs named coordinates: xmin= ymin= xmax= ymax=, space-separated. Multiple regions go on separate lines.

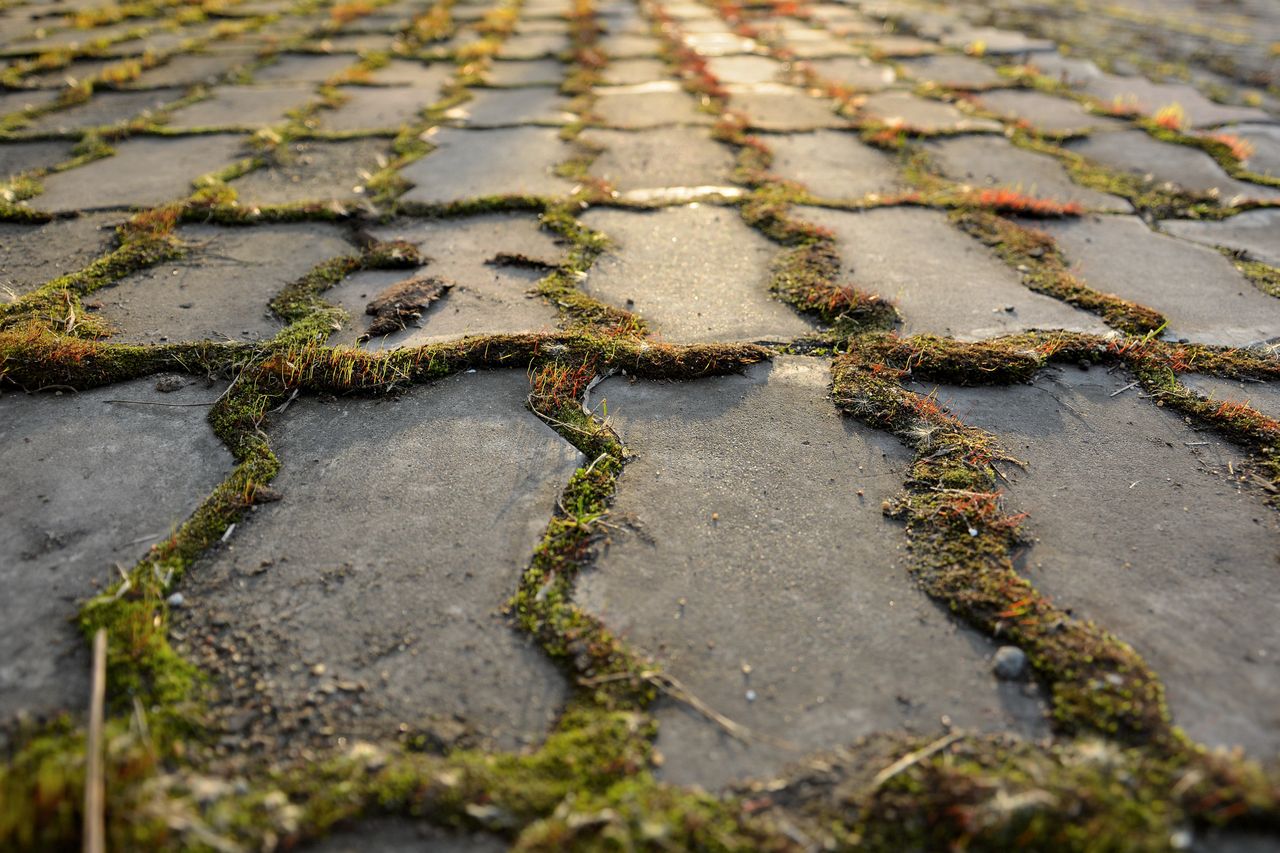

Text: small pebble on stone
xmin=993 ymin=646 xmax=1028 ymax=680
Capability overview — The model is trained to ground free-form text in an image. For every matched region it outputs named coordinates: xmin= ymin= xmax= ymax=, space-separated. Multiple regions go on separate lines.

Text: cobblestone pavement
xmin=2 ymin=0 xmax=1279 ymax=849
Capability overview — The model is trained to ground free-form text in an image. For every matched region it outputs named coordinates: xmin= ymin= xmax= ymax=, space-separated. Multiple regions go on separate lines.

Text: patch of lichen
xmin=952 ymin=209 xmax=1167 ymax=334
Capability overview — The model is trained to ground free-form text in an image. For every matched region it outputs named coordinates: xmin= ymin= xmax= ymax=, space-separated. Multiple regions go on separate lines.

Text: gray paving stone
xmin=452 ymin=86 xmax=572 ymax=127
xmin=581 ymin=358 xmax=1047 ymax=788
xmin=594 ymin=84 xmax=713 ymax=128
xmin=918 ymin=369 xmax=1280 ymax=756
xmin=765 ymin=129 xmax=906 ymax=199
xmin=128 ymin=51 xmax=255 ymax=88
xmin=939 ymin=26 xmax=1054 ymax=55
xmin=21 ymin=88 xmax=183 ymax=133
xmin=926 ymin=135 xmax=1130 ymax=211
xmin=252 ymin=53 xmax=355 ymax=83
xmin=581 ymin=205 xmax=814 ymax=343
xmin=1181 ymin=375 xmax=1280 ymax=423
xmin=305 ymin=819 xmax=506 ymax=853
xmin=325 ymin=213 xmax=563 ymax=346
xmin=776 ymin=34 xmax=857 ymax=59
xmin=1068 ymin=130 xmax=1280 ymax=205
xmin=799 ymin=56 xmax=897 ymax=91
xmin=581 ymin=126 xmax=734 ymax=192
xmin=15 ymin=59 xmax=117 ymax=89
xmin=0 ymin=87 xmax=58 ymax=117
xmin=166 ymin=83 xmax=315 ymax=130
xmin=366 ymin=60 xmax=453 ymax=89
xmin=1027 ymin=52 xmax=1104 ymax=88
xmin=1080 ymin=75 xmax=1270 ymax=129
xmin=1229 ymin=123 xmax=1280 ymax=178
xmin=228 ymin=138 xmax=391 ymax=206
xmin=858 ymin=35 xmax=940 ymax=58
xmin=1 ymin=21 xmax=142 ymax=55
xmin=483 ymin=59 xmax=565 ymax=87
xmin=0 ymin=213 xmax=119 ymax=301
xmin=727 ymin=84 xmax=849 ymax=130
xmin=1159 ymin=209 xmax=1280 ymax=269
xmin=973 ymin=88 xmax=1128 ymax=135
xmin=857 ymin=91 xmax=1002 ymax=132
xmin=899 ymin=54 xmax=1004 ymax=88
xmin=680 ymin=31 xmax=757 ymax=56
xmin=597 ymin=58 xmax=666 ymax=86
xmin=321 ymin=85 xmax=440 ymax=131
xmin=1037 ymin=214 xmax=1280 ymax=347
xmin=498 ymin=33 xmax=569 ymax=60
xmin=0 ymin=138 xmax=74 ymax=178
xmin=797 ymin=205 xmax=1109 ymax=339
xmin=600 ymin=34 xmax=662 ymax=58
xmin=313 ymin=32 xmax=399 ymax=54
xmin=399 ymin=127 xmax=573 ymax=203
xmin=96 ymin=224 xmax=352 ymax=344
xmin=174 ymin=370 xmax=578 ymax=748
xmin=706 ymin=55 xmax=787 ymax=85
xmin=0 ymin=379 xmax=234 ymax=725
xmin=32 ymin=134 xmax=246 ymax=212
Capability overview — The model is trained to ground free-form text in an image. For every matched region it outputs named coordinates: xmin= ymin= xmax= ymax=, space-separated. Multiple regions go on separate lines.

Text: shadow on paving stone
xmin=580 ymin=358 xmax=1048 ymax=790
xmin=20 ymin=88 xmax=184 ymax=134
xmin=399 ymin=127 xmax=573 ymax=203
xmin=795 ymin=206 xmax=1109 ymax=339
xmin=0 ymin=213 xmax=119 ymax=302
xmin=765 ymin=130 xmax=906 ymax=200
xmin=581 ymin=205 xmax=815 ymax=344
xmin=1035 ymin=215 xmax=1280 ymax=347
xmin=912 ymin=368 xmax=1280 ymax=758
xmin=303 ymin=818 xmax=505 ymax=852
xmin=30 ymin=134 xmax=247 ymax=213
xmin=579 ymin=126 xmax=735 ymax=192
xmin=94 ymin=224 xmax=352 ymax=344
xmin=171 ymin=371 xmax=579 ymax=754
xmin=1159 ymin=209 xmax=1280 ymax=269
xmin=0 ymin=379 xmax=233 ymax=728
xmin=227 ymin=139 xmax=392 ymax=206
xmin=325 ymin=213 xmax=564 ymax=346
xmin=1066 ymin=131 xmax=1280 ymax=206
xmin=925 ymin=135 xmax=1130 ymax=212
xmin=0 ymin=139 xmax=74 ymax=178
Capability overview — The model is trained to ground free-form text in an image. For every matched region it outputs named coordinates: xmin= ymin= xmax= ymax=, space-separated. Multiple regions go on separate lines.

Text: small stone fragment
xmin=993 ymin=646 xmax=1028 ymax=680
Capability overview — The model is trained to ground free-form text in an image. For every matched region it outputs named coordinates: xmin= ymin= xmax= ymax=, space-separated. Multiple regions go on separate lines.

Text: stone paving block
xmin=304 ymin=819 xmax=506 ymax=853
xmin=172 ymin=370 xmax=579 ymax=749
xmin=580 ymin=358 xmax=1047 ymax=788
xmin=498 ymin=33 xmax=569 ymax=60
xmin=727 ymin=83 xmax=849 ymax=130
xmin=706 ymin=55 xmax=787 ymax=85
xmin=926 ymin=134 xmax=1130 ymax=211
xmin=314 ymin=33 xmax=400 ymax=54
xmin=1 ymin=21 xmax=141 ymax=55
xmin=593 ymin=83 xmax=713 ymax=128
xmin=1159 ymin=208 xmax=1280 ymax=269
xmin=917 ymin=369 xmax=1280 ymax=756
xmin=1229 ymin=123 xmax=1280 ymax=178
xmin=483 ymin=59 xmax=565 ymax=87
xmin=325 ymin=213 xmax=563 ymax=346
xmin=227 ymin=138 xmax=391 ymax=206
xmin=764 ymin=129 xmax=906 ymax=199
xmin=0 ymin=138 xmax=74 ymax=178
xmin=399 ymin=127 xmax=573 ymax=203
xmin=1027 ymin=52 xmax=1104 ymax=88
xmin=0 ymin=213 xmax=119 ymax=301
xmin=776 ymin=34 xmax=857 ymax=59
xmin=799 ymin=56 xmax=897 ymax=91
xmin=452 ymin=86 xmax=572 ymax=127
xmin=515 ymin=19 xmax=570 ymax=35
xmin=898 ymin=54 xmax=1004 ymax=89
xmin=597 ymin=57 xmax=667 ymax=85
xmin=21 ymin=87 xmax=183 ymax=133
xmin=0 ymin=87 xmax=58 ymax=116
xmin=1036 ymin=215 xmax=1280 ymax=347
xmin=1181 ymin=375 xmax=1280 ymax=423
xmin=1068 ymin=130 xmax=1280 ymax=205
xmin=251 ymin=52 xmax=355 ymax=83
xmin=320 ymin=85 xmax=439 ymax=131
xmin=973 ymin=88 xmax=1127 ymax=135
xmin=95 ymin=223 xmax=352 ymax=344
xmin=16 ymin=59 xmax=117 ymax=89
xmin=858 ymin=35 xmax=940 ymax=58
xmin=128 ymin=51 xmax=255 ymax=88
xmin=581 ymin=126 xmax=735 ymax=192
xmin=166 ymin=83 xmax=315 ymax=130
xmin=367 ymin=60 xmax=453 ymax=89
xmin=940 ymin=26 xmax=1054 ymax=55
xmin=1080 ymin=75 xmax=1270 ymax=129
xmin=0 ymin=379 xmax=234 ymax=725
xmin=857 ymin=91 xmax=1001 ymax=132
xmin=797 ymin=205 xmax=1109 ymax=339
xmin=581 ymin=205 xmax=814 ymax=343
xmin=680 ymin=31 xmax=757 ymax=56
xmin=32 ymin=133 xmax=246 ymax=212
xmin=600 ymin=33 xmax=662 ymax=58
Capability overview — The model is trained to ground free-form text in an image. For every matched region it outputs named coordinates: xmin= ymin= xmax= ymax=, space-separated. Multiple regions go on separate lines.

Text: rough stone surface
xmin=0 ymin=213 xmax=119 ymax=300
xmin=484 ymin=59 xmax=565 ymax=86
xmin=1159 ymin=208 xmax=1280 ymax=268
xmin=96 ymin=224 xmax=352 ymax=343
xmin=581 ymin=126 xmax=735 ymax=191
xmin=0 ymin=379 xmax=233 ymax=725
xmin=764 ymin=130 xmax=906 ymax=199
xmin=1037 ymin=215 xmax=1280 ymax=347
xmin=582 ymin=205 xmax=814 ymax=343
xmin=800 ymin=56 xmax=897 ymax=90
xmin=918 ymin=370 xmax=1280 ymax=756
xmin=728 ymin=84 xmax=849 ymax=130
xmin=173 ymin=370 xmax=579 ymax=749
xmin=22 ymin=88 xmax=183 ymax=133
xmin=399 ymin=127 xmax=573 ymax=203
xmin=593 ymin=84 xmax=713 ymax=128
xmin=974 ymin=88 xmax=1128 ymax=135
xmin=453 ymin=86 xmax=572 ymax=127
xmin=32 ymin=134 xmax=246 ymax=212
xmin=926 ymin=135 xmax=1130 ymax=211
xmin=0 ymin=138 xmax=75 ymax=178
xmin=899 ymin=54 xmax=1003 ymax=88
xmin=581 ymin=359 xmax=1047 ymax=788
xmin=321 ymin=85 xmax=442 ymax=131
xmin=166 ymin=84 xmax=316 ymax=130
xmin=227 ymin=139 xmax=392 ymax=206
xmin=798 ymin=205 xmax=1108 ymax=339
xmin=858 ymin=91 xmax=1001 ymax=132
